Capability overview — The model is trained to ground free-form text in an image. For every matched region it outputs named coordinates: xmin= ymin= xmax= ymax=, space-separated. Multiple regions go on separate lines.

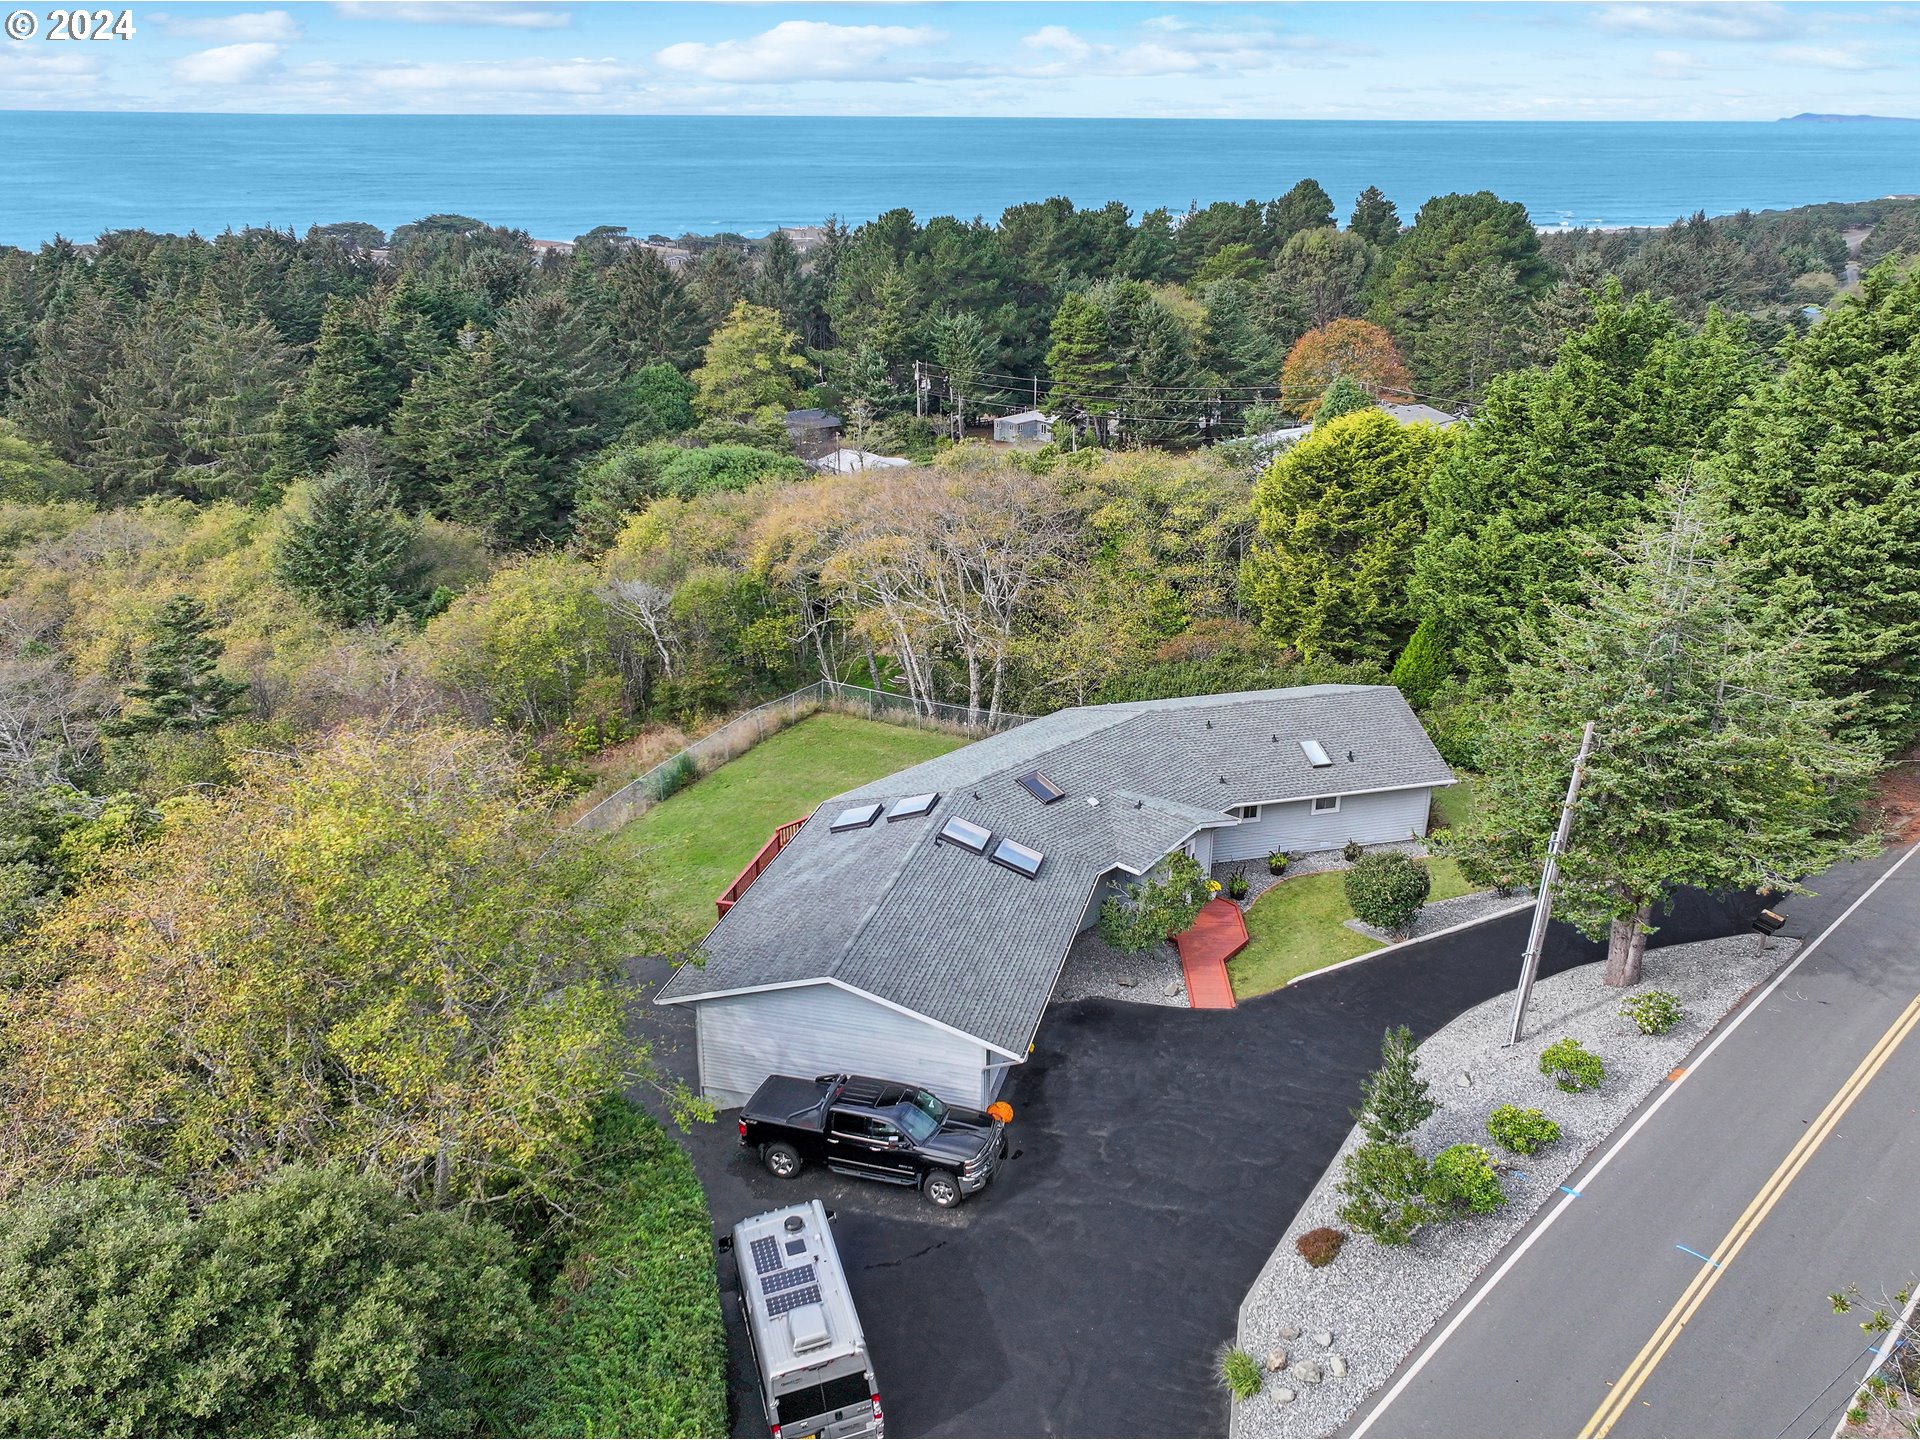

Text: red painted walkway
xmin=1174 ymin=898 xmax=1247 ymax=1009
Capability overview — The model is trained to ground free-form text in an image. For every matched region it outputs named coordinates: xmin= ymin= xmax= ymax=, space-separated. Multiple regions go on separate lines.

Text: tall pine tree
xmin=109 ymin=596 xmax=250 ymax=735
xmin=273 ymin=456 xmax=419 ymax=628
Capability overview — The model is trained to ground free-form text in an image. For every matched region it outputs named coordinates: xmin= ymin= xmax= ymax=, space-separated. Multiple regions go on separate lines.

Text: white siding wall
xmin=694 ymin=983 xmax=998 ymax=1109
xmin=1213 ymin=786 xmax=1434 ymax=863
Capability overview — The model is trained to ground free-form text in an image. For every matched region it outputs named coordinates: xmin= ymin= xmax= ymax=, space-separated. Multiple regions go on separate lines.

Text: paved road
xmin=629 ymin=887 xmax=1759 ymax=1439
xmin=1353 ymin=846 xmax=1920 ymax=1440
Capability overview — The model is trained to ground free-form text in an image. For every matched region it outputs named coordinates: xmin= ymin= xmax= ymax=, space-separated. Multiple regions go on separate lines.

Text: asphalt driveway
xmin=629 ymin=887 xmax=1761 ymax=1439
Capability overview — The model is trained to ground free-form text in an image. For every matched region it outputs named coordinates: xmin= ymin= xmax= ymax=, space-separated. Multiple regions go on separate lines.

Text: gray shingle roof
xmin=655 ymin=684 xmax=1452 ymax=1055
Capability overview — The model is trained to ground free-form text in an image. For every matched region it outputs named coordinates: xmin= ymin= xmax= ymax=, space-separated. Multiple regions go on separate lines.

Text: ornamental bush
xmin=1355 ymin=1025 xmax=1435 ymax=1143
xmin=1486 ymin=1104 xmax=1561 ymax=1155
xmin=1267 ymin=850 xmax=1289 ymax=875
xmin=1219 ymin=1345 xmax=1263 ymax=1401
xmin=1539 ymin=1037 xmax=1606 ymax=1092
xmin=1620 ymin=989 xmax=1683 ymax=1036
xmin=1097 ymin=851 xmax=1214 ymax=952
xmin=1295 ymin=1226 xmax=1348 ymax=1268
xmin=1344 ymin=851 xmax=1432 ymax=933
xmin=1342 ymin=838 xmax=1366 ymax=864
xmin=1424 ymin=1142 xmax=1507 ymax=1215
xmin=1335 ymin=1140 xmax=1431 ymax=1246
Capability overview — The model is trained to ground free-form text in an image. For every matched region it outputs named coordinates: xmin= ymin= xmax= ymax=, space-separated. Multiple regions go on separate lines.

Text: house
xmin=993 ymin=410 xmax=1054 ymax=444
xmin=783 ymin=408 xmax=844 ymax=459
xmin=655 ymin=684 xmax=1454 ymax=1109
xmin=529 ymin=238 xmax=576 ymax=261
xmin=811 ymin=448 xmax=911 ymax=474
xmin=1377 ymin=401 xmax=1460 ymax=429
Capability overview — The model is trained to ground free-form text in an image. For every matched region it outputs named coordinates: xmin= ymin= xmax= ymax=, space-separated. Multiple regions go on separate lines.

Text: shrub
xmin=1487 ymin=1104 xmax=1561 ymax=1155
xmin=653 ymin=751 xmax=697 ymax=801
xmin=1355 ymin=1025 xmax=1435 ymax=1143
xmin=1097 ymin=852 xmax=1214 ymax=952
xmin=1344 ymin=851 xmax=1432 ymax=933
xmin=1267 ymin=849 xmax=1289 ymax=875
xmin=1620 ymin=989 xmax=1683 ymax=1036
xmin=1295 ymin=1226 xmax=1348 ymax=1268
xmin=1390 ymin=617 xmax=1450 ymax=710
xmin=522 ymin=1100 xmax=728 ymax=1438
xmin=1342 ymin=838 xmax=1365 ymax=864
xmin=1539 ymin=1037 xmax=1606 ymax=1093
xmin=1226 ymin=868 xmax=1250 ymax=901
xmin=1335 ymin=1140 xmax=1430 ymax=1245
xmin=1218 ymin=1345 xmax=1263 ymax=1401
xmin=1424 ymin=1142 xmax=1507 ymax=1215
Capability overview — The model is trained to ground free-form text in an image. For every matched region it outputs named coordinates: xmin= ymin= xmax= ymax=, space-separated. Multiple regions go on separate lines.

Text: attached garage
xmin=691 ymin=981 xmax=1011 ymax=1110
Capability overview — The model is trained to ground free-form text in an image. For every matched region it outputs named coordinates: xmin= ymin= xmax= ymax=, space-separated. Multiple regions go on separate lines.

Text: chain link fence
xmin=569 ymin=680 xmax=1032 ymax=834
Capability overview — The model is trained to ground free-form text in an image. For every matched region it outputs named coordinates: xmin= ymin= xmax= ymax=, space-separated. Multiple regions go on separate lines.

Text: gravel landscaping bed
xmin=1053 ymin=930 xmax=1189 ymax=1007
xmin=1230 ymin=931 xmax=1798 ymax=1438
xmin=1343 ymin=888 xmax=1533 ymax=945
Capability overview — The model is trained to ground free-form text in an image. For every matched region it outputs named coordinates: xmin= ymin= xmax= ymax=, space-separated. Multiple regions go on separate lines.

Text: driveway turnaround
xmin=630 ymin=886 xmax=1758 ymax=1439
xmin=1350 ymin=846 xmax=1920 ymax=1440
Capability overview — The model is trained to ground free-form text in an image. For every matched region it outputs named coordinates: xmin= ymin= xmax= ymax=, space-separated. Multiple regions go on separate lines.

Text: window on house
xmin=1230 ymin=804 xmax=1259 ymax=821
xmin=1312 ymin=795 xmax=1340 ymax=814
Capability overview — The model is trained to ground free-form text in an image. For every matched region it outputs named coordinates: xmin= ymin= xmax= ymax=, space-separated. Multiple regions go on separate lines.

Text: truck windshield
xmin=897 ymin=1105 xmax=936 ymax=1144
xmin=909 ymin=1089 xmax=948 ymax=1124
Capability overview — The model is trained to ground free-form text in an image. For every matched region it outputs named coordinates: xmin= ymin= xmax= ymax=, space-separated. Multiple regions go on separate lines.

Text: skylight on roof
xmin=1300 ymin=739 xmax=1334 ymax=768
xmin=1018 ymin=771 xmax=1065 ymax=804
xmin=990 ymin=837 xmax=1045 ymax=879
xmin=829 ymin=802 xmax=883 ymax=833
xmin=937 ymin=816 xmax=992 ymax=853
xmin=886 ymin=792 xmax=939 ymax=821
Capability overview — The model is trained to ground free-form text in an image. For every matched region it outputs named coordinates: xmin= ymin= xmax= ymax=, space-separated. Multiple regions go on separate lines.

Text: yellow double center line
xmin=1581 ymin=989 xmax=1920 ymax=1439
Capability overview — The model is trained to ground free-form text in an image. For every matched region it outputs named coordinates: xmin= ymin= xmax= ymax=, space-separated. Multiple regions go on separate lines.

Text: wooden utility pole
xmin=1506 ymin=720 xmax=1597 ymax=1047
xmin=913 ymin=361 xmax=925 ymax=419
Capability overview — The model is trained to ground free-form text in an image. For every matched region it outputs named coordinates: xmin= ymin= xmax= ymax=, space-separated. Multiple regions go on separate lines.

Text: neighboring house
xmin=784 ymin=408 xmax=844 ymax=459
xmin=811 ymin=448 xmax=911 ymax=474
xmin=529 ymin=238 xmax=576 ymax=261
xmin=993 ymin=410 xmax=1054 ymax=444
xmin=1377 ymin=401 xmax=1460 ymax=429
xmin=656 ymin=684 xmax=1454 ymax=1109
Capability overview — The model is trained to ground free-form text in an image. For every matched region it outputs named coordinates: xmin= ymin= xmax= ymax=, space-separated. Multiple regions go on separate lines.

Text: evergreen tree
xmin=836 ymin=343 xmax=892 ymax=452
xmin=0 ymin=419 xmax=84 ymax=500
xmin=1452 ymin=478 xmax=1876 ymax=987
xmin=1199 ymin=279 xmax=1281 ymax=391
xmin=1314 ymin=373 xmax=1376 ymax=424
xmin=1270 ymin=228 xmax=1378 ymax=333
xmin=1718 ymin=259 xmax=1920 ymax=752
xmin=749 ymin=229 xmax=811 ymax=334
xmin=272 ymin=457 xmax=419 ymax=628
xmin=690 ymin=301 xmax=812 ymax=429
xmin=1413 ymin=287 xmax=1763 ymax=683
xmin=1355 ymin=1026 xmax=1434 ymax=1143
xmin=109 ymin=596 xmax=250 ymax=735
xmin=1263 ymin=178 xmax=1337 ymax=251
xmin=1349 ymin=186 xmax=1402 ymax=248
xmin=1044 ymin=290 xmax=1119 ymax=447
xmin=1245 ymin=407 xmax=1454 ymax=663
xmin=605 ymin=244 xmax=707 ymax=371
xmin=930 ymin=309 xmax=994 ymax=439
xmin=1108 ymin=286 xmax=1204 ymax=443
xmin=492 ymin=288 xmax=622 ymax=495
xmin=618 ymin=362 xmax=697 ymax=442
xmin=1119 ymin=207 xmax=1178 ymax=282
xmin=1388 ymin=615 xmax=1448 ymax=708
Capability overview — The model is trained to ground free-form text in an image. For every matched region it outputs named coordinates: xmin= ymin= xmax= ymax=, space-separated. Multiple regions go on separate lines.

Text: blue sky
xmin=3 ymin=2 xmax=1917 ymax=119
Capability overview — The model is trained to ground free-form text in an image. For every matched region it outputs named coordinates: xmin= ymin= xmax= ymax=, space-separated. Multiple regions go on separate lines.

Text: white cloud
xmin=151 ymin=9 xmax=300 ymax=41
xmin=1593 ymin=3 xmax=1799 ymax=40
xmin=331 ymin=2 xmax=570 ymax=29
xmin=1012 ymin=21 xmax=1341 ymax=79
xmin=172 ymin=42 xmax=284 ymax=86
xmin=0 ymin=50 xmax=102 ymax=103
xmin=1773 ymin=42 xmax=1887 ymax=69
xmin=358 ymin=56 xmax=639 ymax=95
xmin=656 ymin=21 xmax=945 ymax=84
xmin=1649 ymin=48 xmax=1707 ymax=76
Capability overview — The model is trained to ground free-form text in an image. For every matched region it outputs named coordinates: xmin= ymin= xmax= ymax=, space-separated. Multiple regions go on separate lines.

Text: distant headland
xmin=1780 ymin=113 xmax=1920 ymax=123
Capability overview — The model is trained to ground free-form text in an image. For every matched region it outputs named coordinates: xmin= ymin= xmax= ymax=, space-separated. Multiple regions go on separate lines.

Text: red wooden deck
xmin=715 ymin=814 xmax=809 ymax=919
xmin=1174 ymin=898 xmax=1247 ymax=1009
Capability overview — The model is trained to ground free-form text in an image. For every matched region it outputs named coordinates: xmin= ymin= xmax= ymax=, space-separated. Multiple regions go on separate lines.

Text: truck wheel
xmin=762 ymin=1142 xmax=802 ymax=1179
xmin=922 ymin=1170 xmax=962 ymax=1208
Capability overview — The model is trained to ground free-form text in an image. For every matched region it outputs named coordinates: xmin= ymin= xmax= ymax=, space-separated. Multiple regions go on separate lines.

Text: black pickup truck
xmin=739 ymin=1073 xmax=1009 ymax=1208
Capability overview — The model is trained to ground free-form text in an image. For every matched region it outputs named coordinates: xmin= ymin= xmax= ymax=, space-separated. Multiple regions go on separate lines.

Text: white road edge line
xmin=1831 ymin=1279 xmax=1920 ymax=1439
xmin=1350 ymin=843 xmax=1920 ymax=1439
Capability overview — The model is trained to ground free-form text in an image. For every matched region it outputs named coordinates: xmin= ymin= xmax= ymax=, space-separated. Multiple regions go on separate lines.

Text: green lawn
xmin=603 ymin=711 xmax=964 ymax=939
xmin=1227 ymin=856 xmax=1475 ymax=999
xmin=1429 ymin=774 xmax=1479 ymax=832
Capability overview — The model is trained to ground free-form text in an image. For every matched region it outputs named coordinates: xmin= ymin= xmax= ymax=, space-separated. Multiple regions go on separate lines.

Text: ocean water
xmin=2 ymin=112 xmax=1917 ymax=248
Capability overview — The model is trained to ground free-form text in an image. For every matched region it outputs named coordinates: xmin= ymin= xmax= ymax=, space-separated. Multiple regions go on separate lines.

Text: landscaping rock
xmin=1311 ymin=1331 xmax=1333 ymax=1348
xmin=1455 ymin=1071 xmax=1473 ymax=1088
xmin=1328 ymin=1354 xmax=1348 ymax=1378
xmin=1290 ymin=1361 xmax=1324 ymax=1385
xmin=1165 ymin=981 xmax=1181 ymax=997
xmin=1279 ymin=1325 xmax=1302 ymax=1341
xmin=1266 ymin=1349 xmax=1289 ymax=1372
xmin=1272 ymin=1388 xmax=1295 ymax=1404
xmin=1117 ymin=977 xmax=1135 ymax=987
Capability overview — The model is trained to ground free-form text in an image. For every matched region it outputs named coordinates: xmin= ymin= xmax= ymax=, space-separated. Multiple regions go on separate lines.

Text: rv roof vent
xmin=1300 ymin=739 xmax=1334 ymax=768
xmin=787 ymin=1303 xmax=832 ymax=1353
